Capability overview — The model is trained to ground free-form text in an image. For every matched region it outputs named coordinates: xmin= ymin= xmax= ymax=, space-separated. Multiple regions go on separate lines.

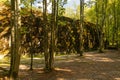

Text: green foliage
xmin=20 ymin=27 xmax=28 ymax=34
xmin=58 ymin=0 xmax=68 ymax=16
xmin=21 ymin=0 xmax=35 ymax=7
xmin=85 ymin=6 xmax=96 ymax=22
xmin=58 ymin=20 xmax=66 ymax=26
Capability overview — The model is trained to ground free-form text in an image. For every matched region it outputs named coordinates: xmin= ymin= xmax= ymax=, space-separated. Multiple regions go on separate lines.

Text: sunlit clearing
xmin=115 ymin=78 xmax=120 ymax=80
xmin=56 ymin=78 xmax=65 ymax=80
xmin=34 ymin=58 xmax=41 ymax=60
xmin=0 ymin=64 xmax=9 ymax=70
xmin=0 ymin=50 xmax=9 ymax=59
xmin=0 ymin=77 xmax=8 ymax=80
xmin=65 ymin=60 xmax=75 ymax=62
xmin=0 ymin=55 xmax=5 ymax=59
xmin=19 ymin=65 xmax=29 ymax=70
xmin=86 ymin=54 xmax=94 ymax=57
xmin=55 ymin=68 xmax=71 ymax=72
xmin=86 ymin=57 xmax=114 ymax=62
xmin=57 ymin=78 xmax=90 ymax=80
xmin=96 ymin=57 xmax=114 ymax=62
xmin=0 ymin=64 xmax=9 ymax=66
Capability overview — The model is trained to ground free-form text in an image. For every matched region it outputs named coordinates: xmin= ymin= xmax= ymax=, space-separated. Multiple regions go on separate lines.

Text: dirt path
xmin=0 ymin=50 xmax=120 ymax=80
xmin=19 ymin=50 xmax=120 ymax=80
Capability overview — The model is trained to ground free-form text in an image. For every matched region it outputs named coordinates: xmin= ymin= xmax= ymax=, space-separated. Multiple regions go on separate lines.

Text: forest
xmin=0 ymin=0 xmax=120 ymax=80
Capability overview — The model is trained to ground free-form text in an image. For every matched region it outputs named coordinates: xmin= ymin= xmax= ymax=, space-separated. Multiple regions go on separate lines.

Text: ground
xmin=0 ymin=50 xmax=120 ymax=80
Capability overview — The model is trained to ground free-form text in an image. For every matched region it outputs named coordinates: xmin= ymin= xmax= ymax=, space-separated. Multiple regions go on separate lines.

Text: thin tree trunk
xmin=116 ymin=0 xmax=120 ymax=49
xmin=43 ymin=0 xmax=50 ymax=71
xmin=113 ymin=0 xmax=118 ymax=49
xmin=95 ymin=0 xmax=100 ymax=49
xmin=99 ymin=0 xmax=106 ymax=52
xmin=30 ymin=1 xmax=33 ymax=71
xmin=79 ymin=0 xmax=84 ymax=56
xmin=55 ymin=0 xmax=59 ymax=54
xmin=49 ymin=0 xmax=56 ymax=70
xmin=9 ymin=0 xmax=21 ymax=79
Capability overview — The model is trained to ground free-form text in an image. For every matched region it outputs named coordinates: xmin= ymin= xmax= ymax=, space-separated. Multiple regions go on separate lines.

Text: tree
xmin=9 ymin=0 xmax=21 ymax=79
xmin=55 ymin=0 xmax=59 ymax=53
xmin=116 ymin=0 xmax=120 ymax=48
xmin=43 ymin=0 xmax=50 ymax=71
xmin=79 ymin=0 xmax=84 ymax=56
xmin=43 ymin=0 xmax=57 ymax=72
xmin=29 ymin=0 xmax=34 ymax=70
xmin=49 ymin=0 xmax=56 ymax=70
xmin=95 ymin=0 xmax=100 ymax=49
xmin=98 ymin=0 xmax=106 ymax=52
xmin=113 ymin=0 xmax=118 ymax=49
xmin=57 ymin=0 xmax=67 ymax=16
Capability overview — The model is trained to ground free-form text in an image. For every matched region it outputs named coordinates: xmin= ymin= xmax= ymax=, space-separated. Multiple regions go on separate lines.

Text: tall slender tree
xmin=30 ymin=0 xmax=34 ymax=70
xmin=9 ymin=0 xmax=21 ymax=79
xmin=49 ymin=0 xmax=56 ymax=70
xmin=116 ymin=0 xmax=120 ymax=48
xmin=99 ymin=0 xmax=106 ymax=52
xmin=95 ymin=0 xmax=100 ymax=49
xmin=113 ymin=0 xmax=118 ymax=49
xmin=55 ymin=0 xmax=59 ymax=54
xmin=43 ymin=0 xmax=50 ymax=71
xmin=79 ymin=0 xmax=84 ymax=56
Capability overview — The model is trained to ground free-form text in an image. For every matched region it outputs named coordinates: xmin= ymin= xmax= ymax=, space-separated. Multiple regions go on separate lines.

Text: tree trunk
xmin=116 ymin=0 xmax=120 ymax=49
xmin=9 ymin=0 xmax=21 ymax=79
xmin=113 ymin=0 xmax=118 ymax=49
xmin=55 ymin=0 xmax=59 ymax=54
xmin=79 ymin=0 xmax=84 ymax=56
xmin=43 ymin=0 xmax=50 ymax=71
xmin=49 ymin=0 xmax=56 ymax=70
xmin=30 ymin=1 xmax=34 ymax=71
xmin=99 ymin=0 xmax=106 ymax=52
xmin=95 ymin=0 xmax=100 ymax=49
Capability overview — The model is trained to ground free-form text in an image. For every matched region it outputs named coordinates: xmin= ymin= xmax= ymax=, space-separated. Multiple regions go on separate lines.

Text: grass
xmin=0 ymin=57 xmax=10 ymax=64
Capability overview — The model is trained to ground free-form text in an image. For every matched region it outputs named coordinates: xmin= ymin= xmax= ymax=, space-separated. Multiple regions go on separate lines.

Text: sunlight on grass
xmin=0 ymin=77 xmax=8 ymax=80
xmin=21 ymin=54 xmax=44 ymax=59
xmin=0 ymin=64 xmax=9 ymax=66
xmin=0 ymin=56 xmax=10 ymax=70
xmin=115 ymin=78 xmax=120 ymax=80
xmin=86 ymin=56 xmax=114 ymax=62
xmin=56 ymin=78 xmax=65 ymax=80
xmin=0 ymin=57 xmax=10 ymax=62
xmin=19 ymin=65 xmax=29 ymax=70
xmin=93 ymin=57 xmax=114 ymax=62
xmin=65 ymin=60 xmax=75 ymax=62
xmin=0 ymin=55 xmax=5 ymax=59
xmin=55 ymin=68 xmax=71 ymax=72
xmin=56 ymin=78 xmax=89 ymax=80
xmin=34 ymin=58 xmax=42 ymax=60
xmin=85 ymin=54 xmax=94 ymax=57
